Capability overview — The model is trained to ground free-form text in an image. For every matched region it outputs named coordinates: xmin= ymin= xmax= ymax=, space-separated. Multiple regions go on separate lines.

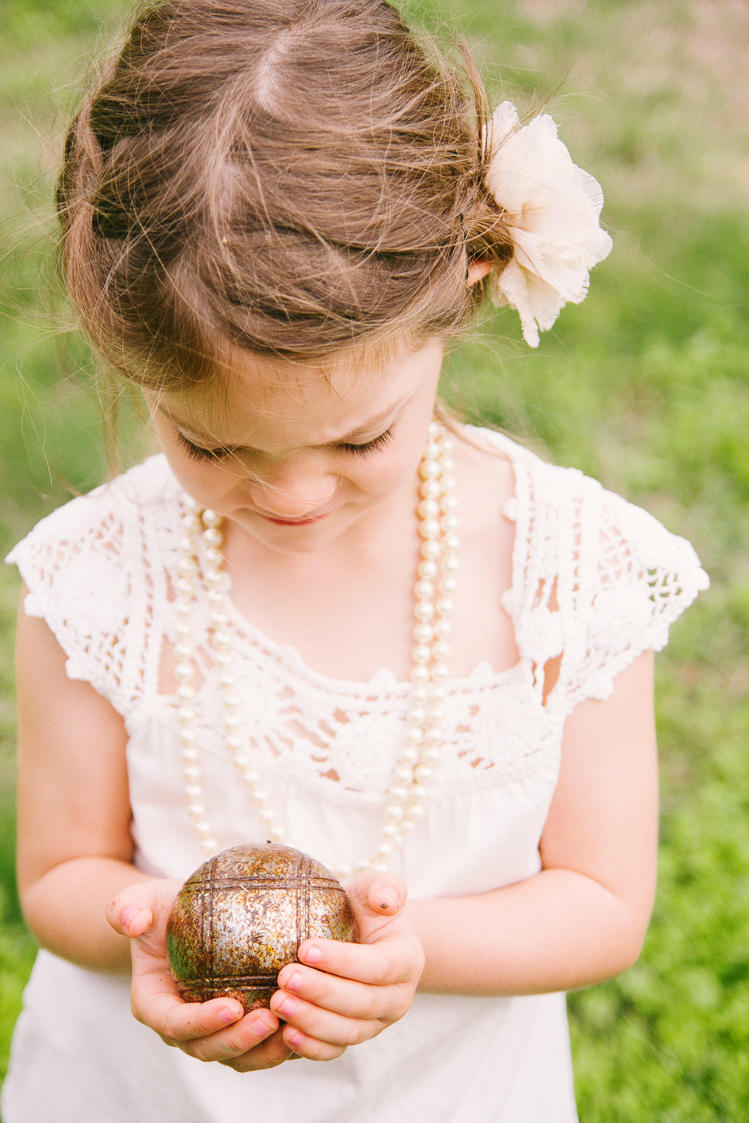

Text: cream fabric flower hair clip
xmin=484 ymin=101 xmax=613 ymax=347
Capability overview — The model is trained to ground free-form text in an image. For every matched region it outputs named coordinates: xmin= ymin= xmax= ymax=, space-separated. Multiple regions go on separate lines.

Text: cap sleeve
xmin=503 ymin=454 xmax=710 ymax=715
xmin=564 ymin=477 xmax=709 ymax=708
xmin=5 ymin=457 xmax=179 ymax=717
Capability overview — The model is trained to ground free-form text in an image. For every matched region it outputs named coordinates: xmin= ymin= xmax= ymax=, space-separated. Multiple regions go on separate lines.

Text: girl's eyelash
xmin=176 ymin=432 xmax=228 ymax=461
xmin=339 ymin=427 xmax=394 ymax=456
xmin=176 ymin=426 xmax=394 ymax=461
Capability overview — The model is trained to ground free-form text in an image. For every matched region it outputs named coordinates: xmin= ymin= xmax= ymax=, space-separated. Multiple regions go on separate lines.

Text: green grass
xmin=1 ymin=0 xmax=749 ymax=1117
xmin=0 ymin=567 xmax=36 ymax=1083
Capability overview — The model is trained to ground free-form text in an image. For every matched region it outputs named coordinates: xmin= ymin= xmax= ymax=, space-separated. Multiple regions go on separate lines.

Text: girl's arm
xmin=15 ymin=586 xmax=148 ymax=971
xmin=410 ymin=648 xmax=658 ymax=994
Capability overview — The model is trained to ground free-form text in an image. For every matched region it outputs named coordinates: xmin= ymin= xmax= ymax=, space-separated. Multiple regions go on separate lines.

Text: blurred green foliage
xmin=1 ymin=0 xmax=748 ymax=1113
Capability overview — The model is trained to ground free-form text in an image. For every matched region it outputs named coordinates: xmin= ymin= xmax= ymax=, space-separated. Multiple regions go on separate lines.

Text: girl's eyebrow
xmin=159 ymin=399 xmax=407 ymax=450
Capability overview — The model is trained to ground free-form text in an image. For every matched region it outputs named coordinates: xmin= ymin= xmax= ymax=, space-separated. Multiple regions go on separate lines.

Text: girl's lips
xmin=257 ymin=510 xmax=333 ymax=527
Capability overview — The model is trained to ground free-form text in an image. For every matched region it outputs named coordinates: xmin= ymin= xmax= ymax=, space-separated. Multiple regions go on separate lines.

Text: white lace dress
xmin=2 ymin=431 xmax=708 ymax=1123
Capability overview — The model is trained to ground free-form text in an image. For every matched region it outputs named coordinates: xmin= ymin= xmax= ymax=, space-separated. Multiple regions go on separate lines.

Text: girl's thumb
xmin=106 ymin=892 xmax=154 ymax=939
xmin=346 ymin=872 xmax=407 ymax=925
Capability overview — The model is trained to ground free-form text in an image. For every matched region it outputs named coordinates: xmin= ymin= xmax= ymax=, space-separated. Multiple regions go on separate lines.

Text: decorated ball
xmin=166 ymin=843 xmax=357 ymax=1011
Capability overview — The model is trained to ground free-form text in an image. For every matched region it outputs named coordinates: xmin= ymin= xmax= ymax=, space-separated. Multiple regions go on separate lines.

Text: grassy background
xmin=1 ymin=0 xmax=748 ymax=1116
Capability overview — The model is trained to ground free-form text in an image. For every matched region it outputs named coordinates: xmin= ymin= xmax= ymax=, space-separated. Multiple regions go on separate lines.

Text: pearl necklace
xmin=174 ymin=421 xmax=458 ymax=877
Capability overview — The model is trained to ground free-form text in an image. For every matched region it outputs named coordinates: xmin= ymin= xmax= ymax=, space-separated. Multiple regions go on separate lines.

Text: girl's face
xmin=148 ymin=337 xmax=444 ymax=554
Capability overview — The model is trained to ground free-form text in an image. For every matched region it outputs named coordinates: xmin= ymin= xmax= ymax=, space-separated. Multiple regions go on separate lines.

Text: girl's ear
xmin=466 ymin=260 xmax=494 ymax=286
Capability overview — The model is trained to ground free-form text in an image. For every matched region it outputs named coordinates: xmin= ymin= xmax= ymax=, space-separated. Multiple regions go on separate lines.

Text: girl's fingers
xmin=106 ymin=878 xmax=181 ymax=939
xmin=262 ymin=875 xmax=424 ymax=1053
xmin=272 ymin=991 xmax=386 ymax=1047
xmin=107 ymin=894 xmax=152 ymax=938
xmin=129 ymin=951 xmax=289 ymax=1064
xmin=274 ymin=963 xmax=398 ymax=1021
xmin=128 ymin=950 xmax=250 ymax=1044
xmin=119 ymin=904 xmax=153 ymax=938
xmin=295 ymin=933 xmax=422 ymax=987
xmin=343 ymin=873 xmax=408 ymax=938
xmin=132 ymin=986 xmax=247 ymax=1041
xmin=281 ymin=1024 xmax=348 ymax=1063
xmin=220 ymin=1027 xmax=305 ymax=1072
xmin=175 ymin=1009 xmax=282 ymax=1062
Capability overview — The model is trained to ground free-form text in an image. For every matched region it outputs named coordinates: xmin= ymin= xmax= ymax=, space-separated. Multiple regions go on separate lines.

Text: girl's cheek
xmin=346 ymin=461 xmax=398 ymax=499
xmin=164 ymin=455 xmax=235 ymax=508
xmin=365 ymin=447 xmax=422 ymax=496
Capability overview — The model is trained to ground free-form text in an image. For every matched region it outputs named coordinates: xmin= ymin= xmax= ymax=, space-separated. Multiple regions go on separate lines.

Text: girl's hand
xmin=108 ymin=872 xmax=424 ymax=1072
xmin=268 ymin=872 xmax=425 ymax=1064
xmin=107 ymin=879 xmax=290 ymax=1070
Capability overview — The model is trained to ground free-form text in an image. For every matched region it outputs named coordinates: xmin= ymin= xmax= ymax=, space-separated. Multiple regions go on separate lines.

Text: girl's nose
xmin=247 ymin=461 xmax=338 ymax=519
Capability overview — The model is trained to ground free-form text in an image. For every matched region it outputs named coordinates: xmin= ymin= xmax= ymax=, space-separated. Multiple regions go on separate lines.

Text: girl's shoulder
xmin=7 ymin=454 xmax=182 ymax=604
xmin=6 ymin=455 xmax=182 ymax=714
xmin=470 ymin=427 xmax=710 ymax=710
xmin=479 ymin=425 xmax=703 ymax=565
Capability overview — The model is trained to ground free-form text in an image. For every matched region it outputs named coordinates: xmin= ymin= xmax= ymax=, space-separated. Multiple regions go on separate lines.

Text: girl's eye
xmin=339 ymin=427 xmax=394 ymax=457
xmin=175 ymin=426 xmax=394 ymax=461
xmin=176 ymin=432 xmax=228 ymax=462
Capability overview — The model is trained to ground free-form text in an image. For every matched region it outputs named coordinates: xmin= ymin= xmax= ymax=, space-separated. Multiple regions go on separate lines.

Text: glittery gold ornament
xmin=166 ymin=843 xmax=357 ymax=1011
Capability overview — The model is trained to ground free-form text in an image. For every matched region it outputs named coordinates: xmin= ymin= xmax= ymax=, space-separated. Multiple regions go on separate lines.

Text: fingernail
xmin=301 ymin=944 xmax=320 ymax=965
xmin=285 ymin=970 xmax=303 ymax=992
xmin=286 ymin=1029 xmax=303 ymax=1047
xmin=219 ymin=1007 xmax=240 ymax=1025
xmin=378 ymin=890 xmax=398 ymax=911
xmin=278 ymin=996 xmax=297 ymax=1017
xmin=252 ymin=1018 xmax=270 ymax=1036
xmin=120 ymin=906 xmax=140 ymax=933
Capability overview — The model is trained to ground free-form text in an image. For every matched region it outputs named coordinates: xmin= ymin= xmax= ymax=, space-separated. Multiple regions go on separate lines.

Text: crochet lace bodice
xmin=7 ymin=430 xmax=708 ymax=884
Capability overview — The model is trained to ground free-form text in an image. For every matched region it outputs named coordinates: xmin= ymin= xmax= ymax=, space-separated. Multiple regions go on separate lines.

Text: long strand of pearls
xmin=173 ymin=507 xmax=218 ymax=854
xmin=175 ymin=506 xmax=286 ymax=855
xmin=342 ymin=421 xmax=458 ymax=876
xmin=174 ymin=420 xmax=457 ymax=871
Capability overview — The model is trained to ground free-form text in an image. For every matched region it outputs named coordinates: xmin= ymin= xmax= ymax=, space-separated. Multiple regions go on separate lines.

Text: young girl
xmin=3 ymin=1 xmax=708 ymax=1120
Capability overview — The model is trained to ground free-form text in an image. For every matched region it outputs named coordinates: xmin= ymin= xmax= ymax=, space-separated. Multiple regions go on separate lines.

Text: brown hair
xmin=57 ymin=0 xmax=512 ymax=391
